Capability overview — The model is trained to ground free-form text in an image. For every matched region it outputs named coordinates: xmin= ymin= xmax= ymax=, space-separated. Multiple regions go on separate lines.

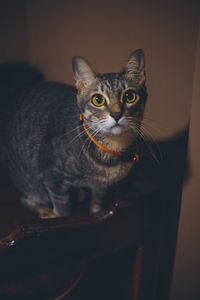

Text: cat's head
xmin=72 ymin=49 xmax=147 ymax=139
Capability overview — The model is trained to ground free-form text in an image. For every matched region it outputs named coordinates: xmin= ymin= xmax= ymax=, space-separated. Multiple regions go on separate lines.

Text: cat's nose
xmin=110 ymin=112 xmax=122 ymax=122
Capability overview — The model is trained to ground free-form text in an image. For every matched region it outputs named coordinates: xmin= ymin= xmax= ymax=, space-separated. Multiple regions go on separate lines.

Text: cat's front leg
xmin=44 ymin=173 xmax=71 ymax=217
xmin=90 ymin=188 xmax=105 ymax=214
xmin=51 ymin=193 xmax=71 ymax=217
xmin=21 ymin=195 xmax=57 ymax=219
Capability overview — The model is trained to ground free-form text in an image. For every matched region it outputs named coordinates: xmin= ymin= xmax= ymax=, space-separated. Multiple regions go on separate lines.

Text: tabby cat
xmin=0 ymin=49 xmax=147 ymax=218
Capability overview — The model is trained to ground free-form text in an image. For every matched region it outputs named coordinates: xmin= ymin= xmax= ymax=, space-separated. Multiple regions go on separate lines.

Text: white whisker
xmin=126 ymin=117 xmax=162 ymax=163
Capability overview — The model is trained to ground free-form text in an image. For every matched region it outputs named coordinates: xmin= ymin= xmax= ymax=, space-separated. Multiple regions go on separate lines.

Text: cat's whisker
xmin=143 ymin=116 xmax=170 ymax=127
xmin=78 ymin=136 xmax=90 ymax=159
xmin=68 ymin=130 xmax=85 ymax=145
xmin=126 ymin=116 xmax=163 ymax=140
xmin=68 ymin=119 xmax=108 ymax=157
xmin=140 ymin=127 xmax=163 ymax=162
xmin=59 ymin=124 xmax=83 ymax=140
xmin=65 ymin=123 xmax=98 ymax=146
xmin=78 ymin=128 xmax=99 ymax=159
xmin=85 ymin=126 xmax=105 ymax=153
xmin=59 ymin=121 xmax=100 ymax=142
xmin=140 ymin=132 xmax=161 ymax=163
xmin=78 ymin=123 xmax=107 ymax=159
xmin=141 ymin=120 xmax=166 ymax=135
xmin=128 ymin=121 xmax=162 ymax=163
xmin=77 ymin=126 xmax=96 ymax=158
xmin=142 ymin=116 xmax=174 ymax=132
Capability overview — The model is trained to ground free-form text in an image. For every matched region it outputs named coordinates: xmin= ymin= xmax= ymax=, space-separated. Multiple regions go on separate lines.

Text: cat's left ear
xmin=123 ymin=49 xmax=145 ymax=84
xmin=72 ymin=56 xmax=96 ymax=92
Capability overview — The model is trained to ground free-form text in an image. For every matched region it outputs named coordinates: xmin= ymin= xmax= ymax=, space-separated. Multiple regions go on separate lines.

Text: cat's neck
xmin=96 ymin=130 xmax=137 ymax=153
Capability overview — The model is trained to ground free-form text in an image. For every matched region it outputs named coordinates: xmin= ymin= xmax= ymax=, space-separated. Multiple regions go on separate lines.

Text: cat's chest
xmin=85 ymin=159 xmax=133 ymax=187
xmin=78 ymin=147 xmax=133 ymax=187
xmin=98 ymin=162 xmax=132 ymax=185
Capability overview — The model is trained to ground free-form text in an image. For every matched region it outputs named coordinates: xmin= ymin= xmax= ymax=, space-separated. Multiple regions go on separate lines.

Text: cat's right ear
xmin=72 ymin=57 xmax=96 ymax=92
xmin=123 ymin=49 xmax=146 ymax=85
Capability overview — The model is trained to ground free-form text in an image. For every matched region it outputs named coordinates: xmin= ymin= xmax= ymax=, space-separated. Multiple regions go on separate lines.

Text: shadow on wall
xmin=109 ymin=125 xmax=189 ymax=203
xmin=0 ymin=61 xmax=45 ymax=103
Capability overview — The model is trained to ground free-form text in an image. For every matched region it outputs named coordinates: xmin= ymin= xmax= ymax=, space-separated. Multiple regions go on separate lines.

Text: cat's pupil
xmin=125 ymin=90 xmax=134 ymax=100
xmin=95 ymin=95 xmax=102 ymax=103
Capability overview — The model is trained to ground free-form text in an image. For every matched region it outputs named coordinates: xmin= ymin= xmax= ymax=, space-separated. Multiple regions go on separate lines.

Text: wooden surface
xmin=0 ymin=173 xmax=154 ymax=300
xmin=0 ymin=130 xmax=188 ymax=299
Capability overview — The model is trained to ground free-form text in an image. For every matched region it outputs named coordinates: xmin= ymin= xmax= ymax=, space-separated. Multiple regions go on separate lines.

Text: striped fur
xmin=0 ymin=49 xmax=147 ymax=218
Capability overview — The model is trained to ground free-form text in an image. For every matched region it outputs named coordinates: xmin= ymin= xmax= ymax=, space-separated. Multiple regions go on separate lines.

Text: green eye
xmin=123 ymin=90 xmax=137 ymax=103
xmin=91 ymin=94 xmax=105 ymax=107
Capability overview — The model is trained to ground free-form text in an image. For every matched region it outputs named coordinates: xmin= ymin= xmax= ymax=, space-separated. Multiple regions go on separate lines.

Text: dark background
xmin=0 ymin=1 xmax=199 ymax=299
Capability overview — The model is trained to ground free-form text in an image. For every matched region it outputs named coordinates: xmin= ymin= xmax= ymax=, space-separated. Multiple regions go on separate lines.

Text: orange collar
xmin=80 ymin=114 xmax=139 ymax=163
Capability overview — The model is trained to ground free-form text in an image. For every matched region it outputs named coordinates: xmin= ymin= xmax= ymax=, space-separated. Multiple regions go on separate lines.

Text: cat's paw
xmin=90 ymin=203 xmax=102 ymax=214
xmin=38 ymin=208 xmax=57 ymax=219
xmin=21 ymin=197 xmax=57 ymax=219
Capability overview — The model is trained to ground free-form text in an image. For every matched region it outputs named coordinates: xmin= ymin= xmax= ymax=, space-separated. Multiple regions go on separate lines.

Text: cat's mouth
xmin=109 ymin=123 xmax=125 ymax=135
xmin=111 ymin=123 xmax=120 ymax=127
xmin=97 ymin=116 xmax=129 ymax=135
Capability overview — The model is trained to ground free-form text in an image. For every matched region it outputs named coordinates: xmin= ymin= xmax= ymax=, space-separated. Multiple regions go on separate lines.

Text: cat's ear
xmin=123 ymin=49 xmax=145 ymax=84
xmin=72 ymin=56 xmax=96 ymax=91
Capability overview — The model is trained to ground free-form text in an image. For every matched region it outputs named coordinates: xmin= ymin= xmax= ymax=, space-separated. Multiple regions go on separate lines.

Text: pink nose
xmin=110 ymin=112 xmax=122 ymax=122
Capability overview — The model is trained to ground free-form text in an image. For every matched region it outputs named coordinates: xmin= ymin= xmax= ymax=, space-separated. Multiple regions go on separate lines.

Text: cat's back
xmin=0 ymin=81 xmax=78 ymax=135
xmin=0 ymin=81 xmax=79 ymax=171
xmin=15 ymin=81 xmax=77 ymax=120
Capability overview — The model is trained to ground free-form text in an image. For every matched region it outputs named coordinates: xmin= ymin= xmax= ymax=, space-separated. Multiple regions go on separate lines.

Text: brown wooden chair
xmin=0 ymin=130 xmax=188 ymax=300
